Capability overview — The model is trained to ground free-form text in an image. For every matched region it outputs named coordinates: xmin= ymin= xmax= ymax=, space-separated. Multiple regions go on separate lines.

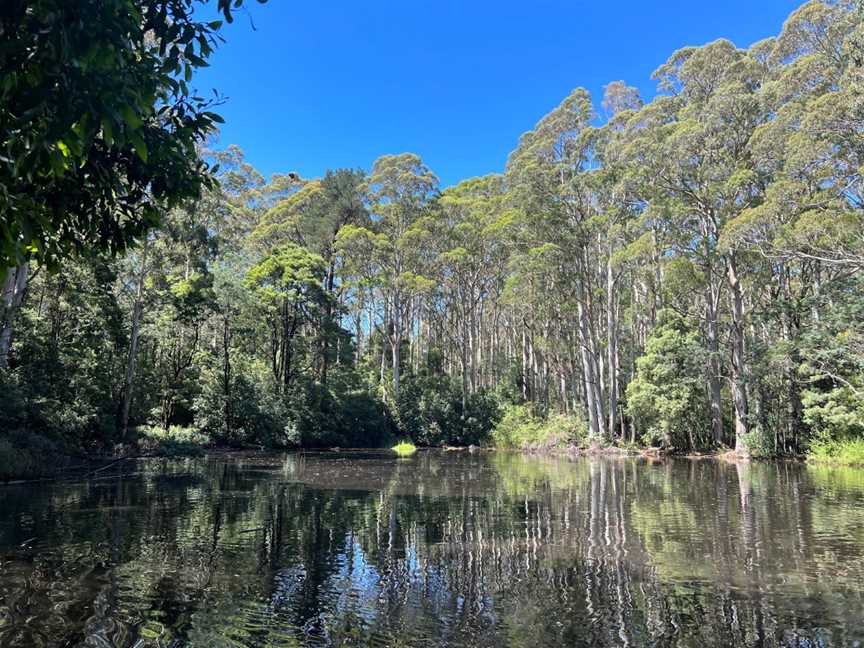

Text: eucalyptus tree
xmin=722 ymin=0 xmax=864 ymax=450
xmin=253 ymin=169 xmax=367 ymax=382
xmin=5 ymin=0 xmax=864 ymax=456
xmin=622 ymin=39 xmax=770 ymax=454
xmin=582 ymin=83 xmax=644 ymax=440
xmin=339 ymin=154 xmax=438 ymax=397
xmin=436 ymin=174 xmax=508 ymax=407
xmin=727 ymin=1 xmax=862 ymax=268
xmin=505 ymin=88 xmax=606 ymax=436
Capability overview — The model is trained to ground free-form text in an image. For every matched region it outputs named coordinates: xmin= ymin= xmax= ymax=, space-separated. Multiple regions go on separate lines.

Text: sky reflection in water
xmin=0 ymin=451 xmax=863 ymax=647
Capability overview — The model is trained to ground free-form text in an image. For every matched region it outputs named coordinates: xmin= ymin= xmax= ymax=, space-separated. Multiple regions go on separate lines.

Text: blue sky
xmin=197 ymin=0 xmax=802 ymax=188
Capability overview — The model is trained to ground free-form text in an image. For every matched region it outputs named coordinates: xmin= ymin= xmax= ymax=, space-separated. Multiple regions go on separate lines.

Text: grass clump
xmin=808 ymin=437 xmax=864 ymax=467
xmin=491 ymin=405 xmax=588 ymax=451
xmin=392 ymin=440 xmax=417 ymax=456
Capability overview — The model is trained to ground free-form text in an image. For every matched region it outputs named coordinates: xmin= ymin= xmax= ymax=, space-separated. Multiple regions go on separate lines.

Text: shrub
xmin=293 ymin=382 xmax=394 ymax=448
xmin=0 ymin=440 xmax=40 ymax=481
xmin=802 ymin=386 xmax=864 ymax=442
xmin=192 ymin=366 xmax=283 ymax=447
xmin=135 ymin=425 xmax=210 ymax=457
xmin=742 ymin=425 xmax=776 ymax=458
xmin=802 ymin=385 xmax=864 ymax=466
xmin=393 ymin=374 xmax=500 ymax=447
xmin=491 ymin=404 xmax=587 ymax=451
xmin=0 ymin=430 xmax=69 ymax=481
xmin=625 ymin=309 xmax=709 ymax=449
xmin=808 ymin=438 xmax=864 ymax=466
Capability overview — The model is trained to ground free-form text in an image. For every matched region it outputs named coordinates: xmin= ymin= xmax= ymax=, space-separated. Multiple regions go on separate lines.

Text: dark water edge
xmin=1 ymin=450 xmax=863 ymax=647
xmin=0 ymin=440 xmax=818 ymax=485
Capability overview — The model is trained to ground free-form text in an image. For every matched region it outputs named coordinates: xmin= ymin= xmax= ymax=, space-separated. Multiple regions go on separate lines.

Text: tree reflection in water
xmin=0 ymin=452 xmax=862 ymax=647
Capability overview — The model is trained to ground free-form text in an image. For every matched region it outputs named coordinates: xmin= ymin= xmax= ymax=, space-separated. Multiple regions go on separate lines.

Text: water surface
xmin=1 ymin=451 xmax=863 ymax=647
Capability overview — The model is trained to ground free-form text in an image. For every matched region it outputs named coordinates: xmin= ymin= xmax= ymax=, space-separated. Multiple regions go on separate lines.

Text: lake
xmin=1 ymin=451 xmax=863 ymax=647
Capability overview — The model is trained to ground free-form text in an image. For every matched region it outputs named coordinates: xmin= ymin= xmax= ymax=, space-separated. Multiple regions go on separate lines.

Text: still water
xmin=1 ymin=451 xmax=863 ymax=647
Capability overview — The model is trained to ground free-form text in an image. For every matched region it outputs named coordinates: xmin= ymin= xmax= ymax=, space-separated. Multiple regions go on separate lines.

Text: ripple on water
xmin=0 ymin=454 xmax=864 ymax=647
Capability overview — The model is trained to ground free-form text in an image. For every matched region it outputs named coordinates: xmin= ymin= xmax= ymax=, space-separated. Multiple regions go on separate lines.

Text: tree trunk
xmin=521 ymin=326 xmax=531 ymax=401
xmin=321 ymin=258 xmax=337 ymax=388
xmin=577 ymin=286 xmax=600 ymax=438
xmin=727 ymin=254 xmax=750 ymax=456
xmin=120 ymin=241 xmax=148 ymax=438
xmin=391 ymin=295 xmax=402 ymax=398
xmin=780 ymin=266 xmax=802 ymax=453
xmin=222 ymin=312 xmax=232 ymax=440
xmin=606 ymin=254 xmax=619 ymax=440
xmin=0 ymin=263 xmax=29 ymax=368
xmin=461 ymin=314 xmax=469 ymax=412
xmin=705 ymin=281 xmax=724 ymax=446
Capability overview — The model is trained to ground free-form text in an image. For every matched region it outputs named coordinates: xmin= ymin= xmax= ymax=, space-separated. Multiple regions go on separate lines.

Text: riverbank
xmin=2 ymin=428 xmax=861 ymax=483
xmin=0 ymin=426 xmax=209 ymax=482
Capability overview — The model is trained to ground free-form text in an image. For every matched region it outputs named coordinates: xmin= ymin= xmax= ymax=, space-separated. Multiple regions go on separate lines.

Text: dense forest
xmin=1 ymin=0 xmax=863 ymax=469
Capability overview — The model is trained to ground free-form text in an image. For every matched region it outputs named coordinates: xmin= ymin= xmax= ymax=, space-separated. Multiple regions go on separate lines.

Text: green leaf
xmin=120 ymin=105 xmax=142 ymax=130
xmin=129 ymin=133 xmax=148 ymax=162
xmin=101 ymin=118 xmax=114 ymax=146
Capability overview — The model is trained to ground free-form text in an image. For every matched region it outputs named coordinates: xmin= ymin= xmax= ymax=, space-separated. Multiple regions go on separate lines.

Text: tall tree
xmin=340 ymin=153 xmax=438 ymax=397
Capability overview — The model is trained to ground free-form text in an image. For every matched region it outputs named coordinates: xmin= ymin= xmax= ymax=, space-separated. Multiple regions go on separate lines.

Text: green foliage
xmin=491 ymin=404 xmax=588 ymax=451
xmin=741 ymin=426 xmax=777 ymax=459
xmin=0 ymin=439 xmax=41 ymax=482
xmin=799 ymin=277 xmax=864 ymax=450
xmin=808 ymin=438 xmax=864 ymax=467
xmin=626 ymin=310 xmax=709 ymax=449
xmin=3 ymin=0 xmax=864 ymax=463
xmin=282 ymin=380 xmax=394 ymax=448
xmin=245 ymin=244 xmax=327 ymax=305
xmin=392 ymin=441 xmax=417 ymax=456
xmin=4 ymin=260 xmax=124 ymax=447
xmin=0 ymin=0 xmax=262 ymax=272
xmin=0 ymin=429 xmax=69 ymax=481
xmin=192 ymin=366 xmax=280 ymax=447
xmin=135 ymin=425 xmax=209 ymax=457
xmin=803 ymin=387 xmax=864 ymax=442
xmin=392 ymin=374 xmax=500 ymax=447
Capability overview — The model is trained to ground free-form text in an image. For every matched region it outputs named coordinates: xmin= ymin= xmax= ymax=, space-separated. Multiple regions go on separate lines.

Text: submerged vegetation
xmin=1 ymin=0 xmax=864 ymax=473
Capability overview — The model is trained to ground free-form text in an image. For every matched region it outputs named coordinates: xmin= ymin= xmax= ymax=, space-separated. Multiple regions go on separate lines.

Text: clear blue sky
xmin=196 ymin=0 xmax=802 ymax=188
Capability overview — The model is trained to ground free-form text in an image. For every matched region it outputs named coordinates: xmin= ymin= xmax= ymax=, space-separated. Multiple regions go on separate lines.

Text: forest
xmin=1 ymin=0 xmax=863 ymax=473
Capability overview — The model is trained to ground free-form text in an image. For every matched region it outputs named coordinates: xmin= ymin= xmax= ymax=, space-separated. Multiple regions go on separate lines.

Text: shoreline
xmin=0 ymin=443 xmax=853 ymax=485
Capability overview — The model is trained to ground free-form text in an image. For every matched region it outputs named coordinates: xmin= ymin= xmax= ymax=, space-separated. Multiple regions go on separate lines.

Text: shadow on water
xmin=0 ymin=451 xmax=863 ymax=647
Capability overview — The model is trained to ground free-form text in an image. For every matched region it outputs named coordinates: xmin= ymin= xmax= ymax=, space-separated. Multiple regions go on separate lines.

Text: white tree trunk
xmin=0 ymin=263 xmax=30 ymax=368
xmin=727 ymin=254 xmax=750 ymax=456
xmin=606 ymin=254 xmax=619 ymax=439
